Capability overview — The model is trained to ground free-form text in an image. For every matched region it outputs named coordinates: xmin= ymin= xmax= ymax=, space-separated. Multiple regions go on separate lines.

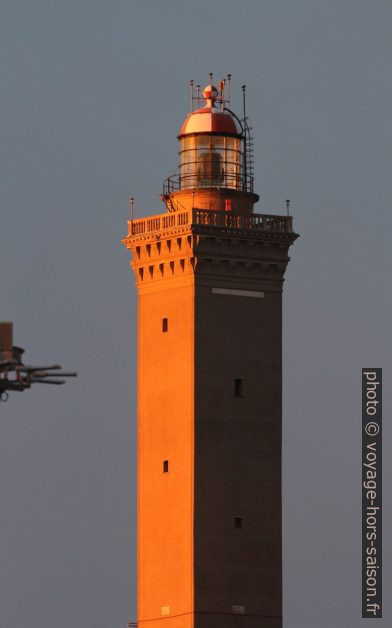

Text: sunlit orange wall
xmin=138 ymin=277 xmax=194 ymax=628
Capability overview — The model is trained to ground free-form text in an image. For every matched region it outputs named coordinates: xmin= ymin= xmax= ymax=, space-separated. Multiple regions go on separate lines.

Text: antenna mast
xmin=196 ymin=84 xmax=200 ymax=106
xmin=219 ymin=78 xmax=225 ymax=110
xmin=189 ymin=80 xmax=194 ymax=112
xmin=129 ymin=196 xmax=134 ymax=221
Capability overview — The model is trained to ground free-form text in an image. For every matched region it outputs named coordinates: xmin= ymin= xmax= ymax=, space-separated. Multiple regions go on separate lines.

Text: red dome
xmin=178 ymin=84 xmax=242 ymax=137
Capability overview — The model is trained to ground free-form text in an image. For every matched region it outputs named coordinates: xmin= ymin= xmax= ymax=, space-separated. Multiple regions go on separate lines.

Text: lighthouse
xmin=123 ymin=77 xmax=298 ymax=628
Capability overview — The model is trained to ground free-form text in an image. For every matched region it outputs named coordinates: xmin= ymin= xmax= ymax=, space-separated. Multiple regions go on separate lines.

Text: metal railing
xmin=127 ymin=209 xmax=293 ymax=238
xmin=163 ymin=171 xmax=254 ymax=195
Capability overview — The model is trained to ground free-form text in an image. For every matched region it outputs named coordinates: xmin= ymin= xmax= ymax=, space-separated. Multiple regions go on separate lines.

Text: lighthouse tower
xmin=123 ymin=78 xmax=298 ymax=628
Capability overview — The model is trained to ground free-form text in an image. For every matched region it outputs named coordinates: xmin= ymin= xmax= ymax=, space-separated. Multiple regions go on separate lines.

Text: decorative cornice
xmin=127 ymin=235 xmax=294 ymax=294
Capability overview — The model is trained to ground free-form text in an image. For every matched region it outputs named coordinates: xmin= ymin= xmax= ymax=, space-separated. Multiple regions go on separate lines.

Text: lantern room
xmin=162 ymin=77 xmax=259 ymax=214
xmin=179 ymin=84 xmax=242 ymax=191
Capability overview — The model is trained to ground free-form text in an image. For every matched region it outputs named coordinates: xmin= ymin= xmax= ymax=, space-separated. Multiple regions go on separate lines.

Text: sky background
xmin=0 ymin=1 xmax=391 ymax=627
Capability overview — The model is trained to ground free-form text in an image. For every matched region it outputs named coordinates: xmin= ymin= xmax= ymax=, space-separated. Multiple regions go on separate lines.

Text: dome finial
xmin=203 ymin=84 xmax=218 ymax=107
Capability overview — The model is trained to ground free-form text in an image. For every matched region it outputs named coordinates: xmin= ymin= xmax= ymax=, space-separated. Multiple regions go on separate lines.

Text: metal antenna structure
xmin=241 ymin=84 xmax=254 ymax=193
xmin=0 ymin=322 xmax=77 ymax=402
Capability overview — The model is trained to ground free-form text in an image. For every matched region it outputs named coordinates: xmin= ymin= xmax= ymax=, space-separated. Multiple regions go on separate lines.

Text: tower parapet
xmin=123 ymin=208 xmax=296 ymax=294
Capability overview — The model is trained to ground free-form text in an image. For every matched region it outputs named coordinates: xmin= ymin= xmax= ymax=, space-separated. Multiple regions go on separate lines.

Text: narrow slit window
xmin=234 ymin=517 xmax=243 ymax=529
xmin=234 ymin=378 xmax=243 ymax=398
xmin=162 ymin=318 xmax=168 ymax=332
xmin=163 ymin=460 xmax=169 ymax=473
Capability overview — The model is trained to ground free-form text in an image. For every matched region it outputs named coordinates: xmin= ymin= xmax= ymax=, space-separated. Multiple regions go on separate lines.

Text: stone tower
xmin=123 ymin=78 xmax=298 ymax=628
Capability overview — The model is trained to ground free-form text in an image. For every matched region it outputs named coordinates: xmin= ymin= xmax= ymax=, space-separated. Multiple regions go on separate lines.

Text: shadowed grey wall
xmin=0 ymin=1 xmax=391 ymax=627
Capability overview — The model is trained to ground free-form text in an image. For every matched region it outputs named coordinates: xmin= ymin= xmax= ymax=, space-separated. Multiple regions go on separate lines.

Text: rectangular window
xmin=163 ymin=460 xmax=169 ymax=473
xmin=234 ymin=378 xmax=243 ymax=398
xmin=234 ymin=517 xmax=243 ymax=529
xmin=162 ymin=318 xmax=168 ymax=332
